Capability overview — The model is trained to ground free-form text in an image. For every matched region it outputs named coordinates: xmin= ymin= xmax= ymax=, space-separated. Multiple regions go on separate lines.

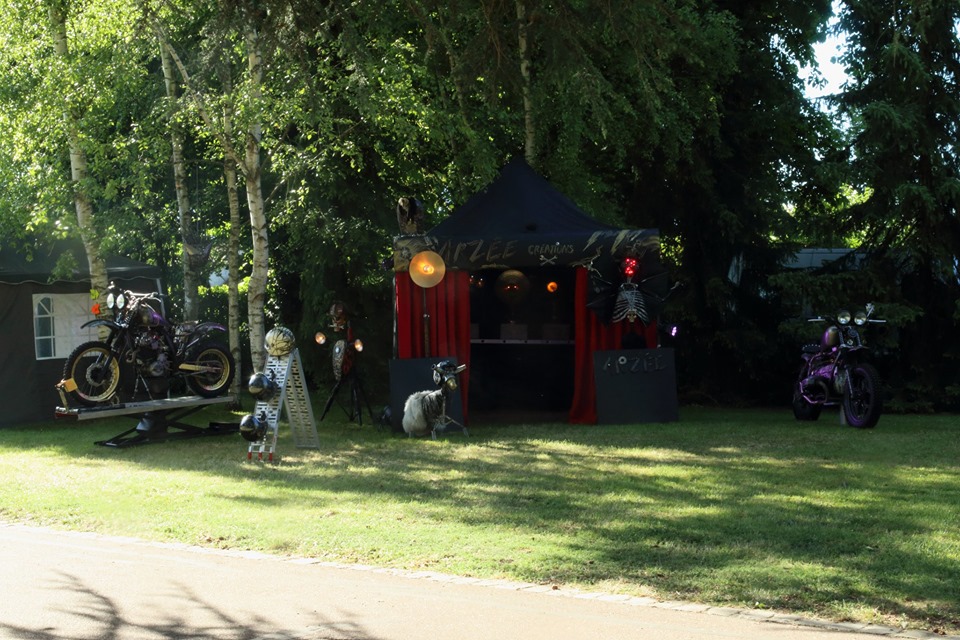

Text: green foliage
xmin=833 ymin=0 xmax=960 ymax=410
xmin=2 ymin=0 xmax=958 ymax=408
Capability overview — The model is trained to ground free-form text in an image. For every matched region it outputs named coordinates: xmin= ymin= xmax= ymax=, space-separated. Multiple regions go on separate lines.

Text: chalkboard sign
xmin=593 ymin=349 xmax=679 ymax=424
xmin=388 ymin=358 xmax=465 ymax=433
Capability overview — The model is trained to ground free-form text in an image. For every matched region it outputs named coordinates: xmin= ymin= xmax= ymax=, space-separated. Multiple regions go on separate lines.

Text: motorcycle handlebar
xmin=805 ymin=316 xmax=886 ymax=324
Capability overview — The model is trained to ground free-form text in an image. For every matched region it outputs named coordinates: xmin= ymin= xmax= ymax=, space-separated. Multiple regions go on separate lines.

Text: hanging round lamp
xmin=409 ymin=250 xmax=446 ymax=288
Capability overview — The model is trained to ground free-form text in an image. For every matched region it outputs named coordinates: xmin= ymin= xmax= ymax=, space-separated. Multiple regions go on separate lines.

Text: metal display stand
xmin=247 ymin=348 xmax=319 ymax=461
xmin=55 ymin=395 xmax=239 ymax=448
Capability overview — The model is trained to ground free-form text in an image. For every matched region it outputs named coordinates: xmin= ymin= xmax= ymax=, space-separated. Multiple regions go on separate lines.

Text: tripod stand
xmin=320 ymin=365 xmax=374 ymax=426
xmin=430 ymin=383 xmax=468 ymax=439
xmin=319 ymin=338 xmax=373 ymax=426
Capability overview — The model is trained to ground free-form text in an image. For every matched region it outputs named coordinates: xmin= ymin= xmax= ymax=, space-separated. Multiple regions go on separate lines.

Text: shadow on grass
xmin=3 ymin=405 xmax=959 ymax=632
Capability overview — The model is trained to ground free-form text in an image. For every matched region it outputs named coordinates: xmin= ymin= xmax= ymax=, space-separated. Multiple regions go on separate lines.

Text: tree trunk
xmin=516 ymin=0 xmax=536 ymax=166
xmin=222 ymin=71 xmax=243 ymax=398
xmin=47 ymin=1 xmax=108 ymax=300
xmin=153 ymin=18 xmax=269 ymax=375
xmin=160 ymin=42 xmax=200 ymax=320
xmin=244 ymin=24 xmax=269 ymax=373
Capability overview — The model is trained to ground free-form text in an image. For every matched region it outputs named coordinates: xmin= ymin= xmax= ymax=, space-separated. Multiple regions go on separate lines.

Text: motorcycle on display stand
xmin=61 ymin=282 xmax=235 ymax=406
xmin=792 ymin=303 xmax=887 ymax=429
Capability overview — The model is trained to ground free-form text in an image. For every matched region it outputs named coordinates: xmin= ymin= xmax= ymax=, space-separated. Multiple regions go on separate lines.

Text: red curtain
xmin=395 ymin=270 xmax=472 ymax=416
xmin=569 ymin=268 xmax=658 ymax=423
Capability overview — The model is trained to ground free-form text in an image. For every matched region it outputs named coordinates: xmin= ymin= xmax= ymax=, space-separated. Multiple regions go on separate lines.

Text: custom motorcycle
xmin=792 ymin=303 xmax=886 ymax=429
xmin=61 ymin=283 xmax=235 ymax=406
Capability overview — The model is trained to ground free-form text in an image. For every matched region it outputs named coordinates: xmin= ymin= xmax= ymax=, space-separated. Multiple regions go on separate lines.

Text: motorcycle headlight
xmin=854 ymin=310 xmax=867 ymax=325
xmin=838 ymin=310 xmax=851 ymax=325
xmin=106 ymin=291 xmax=126 ymax=311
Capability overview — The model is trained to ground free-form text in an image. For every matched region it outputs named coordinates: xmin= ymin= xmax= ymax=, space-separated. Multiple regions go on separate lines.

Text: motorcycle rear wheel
xmin=185 ymin=340 xmax=235 ymax=397
xmin=842 ymin=362 xmax=882 ymax=429
xmin=62 ymin=341 xmax=121 ymax=406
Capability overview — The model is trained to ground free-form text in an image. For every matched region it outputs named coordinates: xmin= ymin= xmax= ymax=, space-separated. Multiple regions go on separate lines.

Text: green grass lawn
xmin=1 ymin=404 xmax=958 ymax=634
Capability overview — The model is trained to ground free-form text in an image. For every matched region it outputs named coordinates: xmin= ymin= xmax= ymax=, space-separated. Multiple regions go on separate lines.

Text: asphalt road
xmin=0 ymin=522 xmax=951 ymax=640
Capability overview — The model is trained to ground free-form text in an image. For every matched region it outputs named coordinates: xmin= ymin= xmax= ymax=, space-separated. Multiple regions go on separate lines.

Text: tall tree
xmin=836 ymin=0 xmax=960 ymax=408
xmin=623 ymin=0 xmax=840 ymax=401
xmin=1 ymin=0 xmax=161 ymax=294
xmin=150 ymin=2 xmax=272 ymax=371
xmin=240 ymin=20 xmax=270 ymax=372
xmin=160 ymin=41 xmax=202 ymax=321
xmin=48 ymin=0 xmax=108 ymax=296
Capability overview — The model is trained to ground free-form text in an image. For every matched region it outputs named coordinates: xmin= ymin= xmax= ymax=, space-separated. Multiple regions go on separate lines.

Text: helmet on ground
xmin=265 ymin=326 xmax=296 ymax=357
xmin=239 ymin=413 xmax=267 ymax=442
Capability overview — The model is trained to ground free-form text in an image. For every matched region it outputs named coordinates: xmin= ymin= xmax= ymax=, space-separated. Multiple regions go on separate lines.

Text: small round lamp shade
xmin=495 ymin=270 xmax=531 ymax=307
xmin=409 ymin=251 xmax=446 ymax=288
xmin=265 ymin=326 xmax=296 ymax=357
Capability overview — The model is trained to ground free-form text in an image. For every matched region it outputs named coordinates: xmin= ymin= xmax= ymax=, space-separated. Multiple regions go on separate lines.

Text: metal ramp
xmin=247 ymin=349 xmax=319 ymax=461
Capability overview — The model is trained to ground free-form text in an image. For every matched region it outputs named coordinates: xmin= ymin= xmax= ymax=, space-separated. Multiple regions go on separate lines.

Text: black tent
xmin=393 ymin=158 xmax=667 ymax=423
xmin=0 ymin=241 xmax=163 ymax=427
xmin=394 ymin=157 xmax=661 ymax=272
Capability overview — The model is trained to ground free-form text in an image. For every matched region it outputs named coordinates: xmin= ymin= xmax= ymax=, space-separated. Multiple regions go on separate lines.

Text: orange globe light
xmin=409 ymin=250 xmax=446 ymax=288
xmin=546 ymin=281 xmax=559 ymax=293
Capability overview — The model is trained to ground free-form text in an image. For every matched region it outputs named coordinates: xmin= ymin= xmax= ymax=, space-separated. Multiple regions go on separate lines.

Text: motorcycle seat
xmin=801 ymin=344 xmax=820 ymax=354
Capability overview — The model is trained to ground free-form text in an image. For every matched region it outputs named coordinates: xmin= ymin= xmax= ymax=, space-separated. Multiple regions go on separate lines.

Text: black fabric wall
xmin=1 ymin=277 xmax=160 ymax=427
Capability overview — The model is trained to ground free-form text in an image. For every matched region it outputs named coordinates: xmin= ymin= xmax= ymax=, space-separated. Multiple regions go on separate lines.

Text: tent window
xmin=32 ymin=294 xmax=99 ymax=360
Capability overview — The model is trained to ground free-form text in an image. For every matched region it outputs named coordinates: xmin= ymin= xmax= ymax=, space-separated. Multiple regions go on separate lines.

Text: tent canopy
xmin=0 ymin=240 xmax=161 ymax=285
xmin=392 ymin=158 xmax=667 ymax=424
xmin=394 ymin=158 xmax=660 ymax=272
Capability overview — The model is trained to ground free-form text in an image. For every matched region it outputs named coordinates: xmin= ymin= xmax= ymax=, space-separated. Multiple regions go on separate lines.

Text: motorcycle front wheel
xmin=62 ymin=341 xmax=121 ymax=406
xmin=185 ymin=340 xmax=235 ymax=397
xmin=842 ymin=362 xmax=882 ymax=429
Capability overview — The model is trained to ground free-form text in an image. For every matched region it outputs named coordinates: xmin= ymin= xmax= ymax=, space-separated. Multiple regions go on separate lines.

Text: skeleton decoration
xmin=585 ymin=248 xmax=678 ymax=343
xmin=612 ymin=256 xmax=651 ymax=325
xmin=402 ymin=360 xmax=468 ymax=439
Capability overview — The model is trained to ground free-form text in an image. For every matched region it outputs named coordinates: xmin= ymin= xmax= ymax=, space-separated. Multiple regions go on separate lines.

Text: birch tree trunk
xmin=243 ymin=24 xmax=269 ymax=373
xmin=222 ymin=71 xmax=243 ymax=398
xmin=153 ymin=18 xmax=269 ymax=374
xmin=47 ymin=0 xmax=108 ymax=299
xmin=516 ymin=0 xmax=536 ymax=166
xmin=160 ymin=42 xmax=200 ymax=320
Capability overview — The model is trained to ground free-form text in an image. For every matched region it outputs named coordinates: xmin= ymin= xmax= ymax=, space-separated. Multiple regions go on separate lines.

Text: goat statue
xmin=402 ymin=360 xmax=468 ymax=439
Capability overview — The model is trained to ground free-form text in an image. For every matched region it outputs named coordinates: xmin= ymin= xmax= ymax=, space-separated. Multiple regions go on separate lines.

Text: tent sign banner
xmin=593 ymin=348 xmax=679 ymax=424
xmin=393 ymin=229 xmax=661 ymax=272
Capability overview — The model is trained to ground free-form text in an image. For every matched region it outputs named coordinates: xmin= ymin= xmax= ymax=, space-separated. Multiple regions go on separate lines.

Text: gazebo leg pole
xmin=421 ymin=286 xmax=430 ymax=358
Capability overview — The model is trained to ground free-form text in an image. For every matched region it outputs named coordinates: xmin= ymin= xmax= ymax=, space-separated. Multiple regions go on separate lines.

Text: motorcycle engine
xmin=812 ymin=363 xmax=834 ymax=380
xmin=136 ymin=331 xmax=171 ymax=377
xmin=833 ymin=368 xmax=848 ymax=393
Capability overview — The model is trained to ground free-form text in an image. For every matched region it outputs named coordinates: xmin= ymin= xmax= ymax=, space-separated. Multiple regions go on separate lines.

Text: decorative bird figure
xmin=396 ymin=197 xmax=425 ymax=235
